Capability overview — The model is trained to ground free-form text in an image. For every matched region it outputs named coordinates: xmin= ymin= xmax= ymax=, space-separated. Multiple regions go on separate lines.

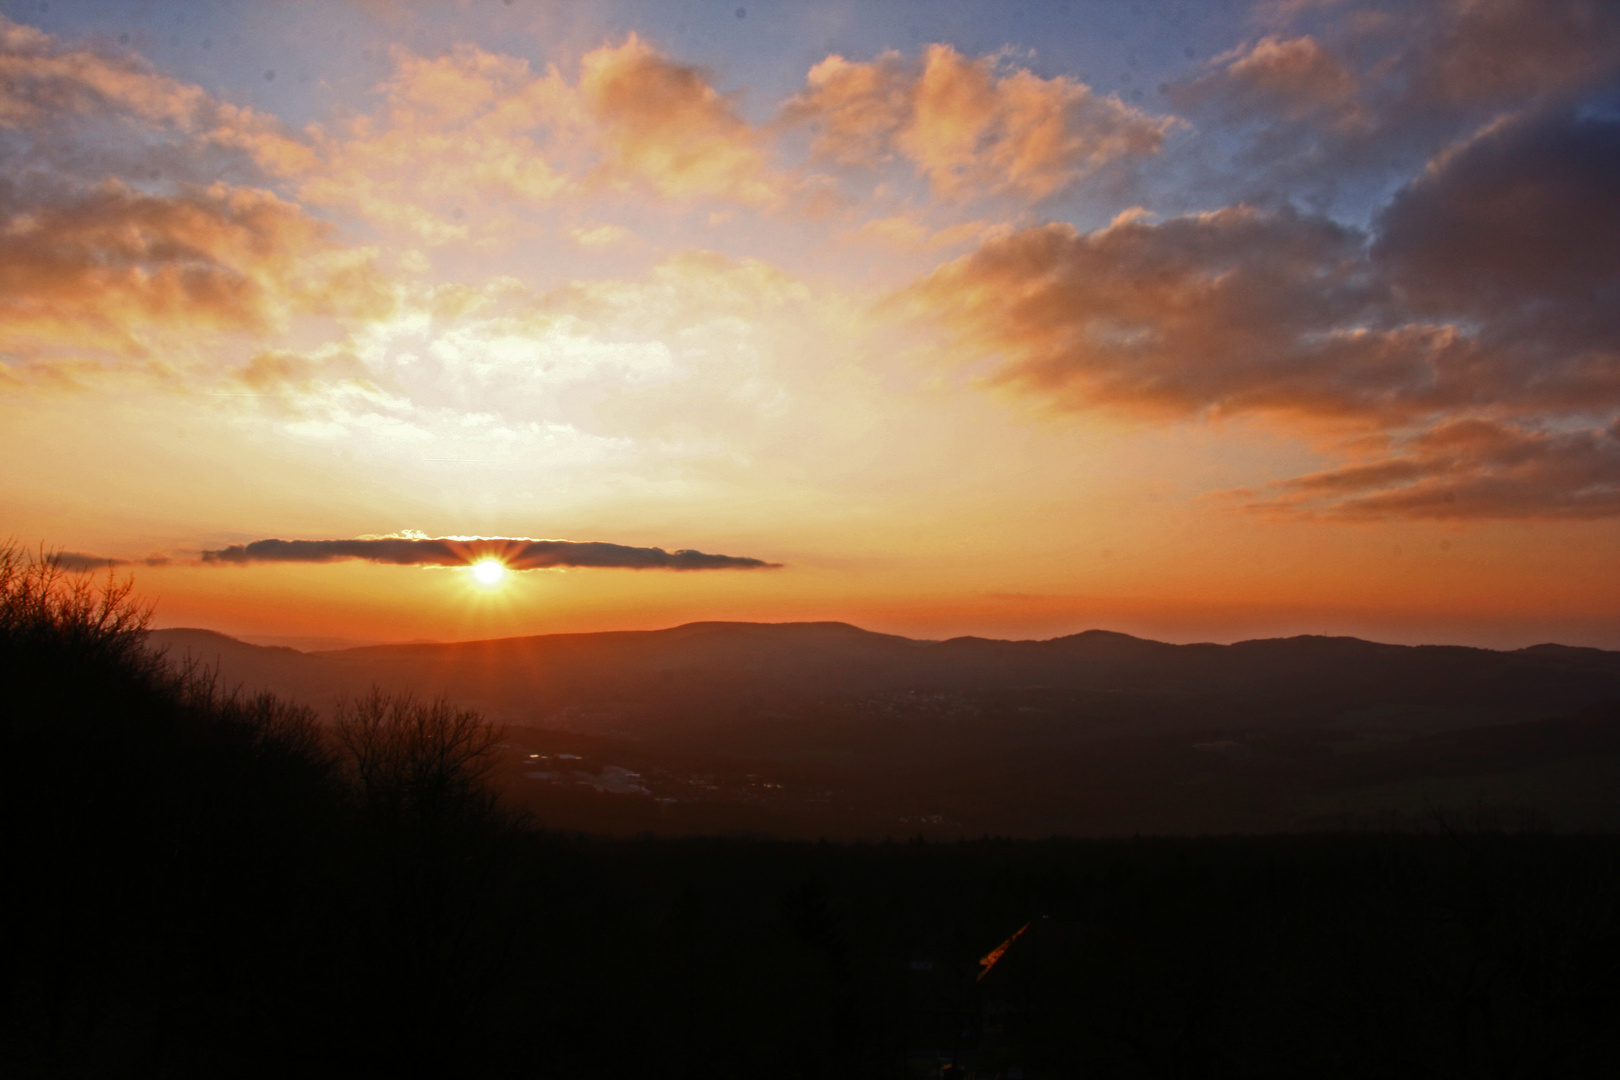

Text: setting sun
xmin=471 ymin=560 xmax=506 ymax=587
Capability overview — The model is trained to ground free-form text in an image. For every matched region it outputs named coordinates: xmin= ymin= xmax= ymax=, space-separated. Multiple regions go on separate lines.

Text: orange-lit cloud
xmin=849 ymin=214 xmax=999 ymax=252
xmin=0 ymin=16 xmax=206 ymax=130
xmin=785 ymin=44 xmax=1175 ymax=201
xmin=0 ymin=181 xmax=389 ymax=360
xmin=0 ymin=16 xmax=391 ymax=377
xmin=1175 ymin=35 xmax=1367 ymax=131
xmin=901 ymin=98 xmax=1620 ymax=518
xmin=201 ymin=536 xmax=779 ymax=570
xmin=1410 ymin=0 xmax=1620 ymax=108
xmin=0 ymin=15 xmax=313 ymax=184
xmin=899 ymin=206 xmax=1397 ymax=421
xmin=288 ymin=43 xmax=578 ymax=241
xmin=579 ymin=34 xmax=780 ymax=205
xmin=918 ymin=100 xmax=1620 ymax=406
xmin=248 ymin=34 xmax=793 ymax=240
xmin=1251 ymin=419 xmax=1620 ymax=520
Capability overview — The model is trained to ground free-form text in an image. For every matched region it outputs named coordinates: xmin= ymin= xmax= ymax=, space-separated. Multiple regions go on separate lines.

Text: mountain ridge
xmin=153 ymin=620 xmax=1620 ymax=658
xmin=142 ymin=620 xmax=1620 ymax=836
xmin=146 ymin=620 xmax=1620 ymax=739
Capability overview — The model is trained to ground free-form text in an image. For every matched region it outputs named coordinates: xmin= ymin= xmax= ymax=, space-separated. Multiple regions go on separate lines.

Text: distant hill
xmin=147 ymin=620 xmax=1620 ymax=742
xmin=137 ymin=621 xmax=1620 ymax=837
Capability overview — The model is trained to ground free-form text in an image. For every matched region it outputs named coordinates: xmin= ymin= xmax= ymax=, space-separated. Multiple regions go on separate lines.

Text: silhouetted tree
xmin=335 ymin=687 xmax=504 ymax=824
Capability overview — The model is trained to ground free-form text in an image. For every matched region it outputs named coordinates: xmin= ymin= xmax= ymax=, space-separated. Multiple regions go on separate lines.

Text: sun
xmin=471 ymin=559 xmax=506 ymax=586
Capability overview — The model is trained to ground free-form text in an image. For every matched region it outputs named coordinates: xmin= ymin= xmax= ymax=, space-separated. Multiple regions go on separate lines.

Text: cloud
xmin=200 ymin=536 xmax=780 ymax=571
xmin=53 ymin=552 xmax=170 ymax=572
xmin=784 ymin=44 xmax=1175 ymax=202
xmin=1165 ymin=0 xmax=1620 ymax=205
xmin=1249 ymin=419 xmax=1620 ymax=520
xmin=1408 ymin=0 xmax=1620 ymax=109
xmin=578 ymin=34 xmax=779 ymax=205
xmin=0 ymin=16 xmax=206 ymax=131
xmin=276 ymin=35 xmax=789 ymax=239
xmin=1173 ymin=35 xmax=1367 ymax=131
xmin=0 ymin=15 xmax=313 ymax=185
xmin=849 ymin=214 xmax=1001 ymax=252
xmin=0 ymin=180 xmax=391 ymax=360
xmin=903 ymin=132 xmax=1620 ymax=425
xmin=570 ymin=223 xmax=632 ymax=248
xmin=290 ymin=43 xmax=578 ymax=241
xmin=1365 ymin=107 xmax=1620 ymax=416
xmin=899 ymin=128 xmax=1620 ymax=518
xmin=0 ymin=18 xmax=393 ymax=373
xmin=898 ymin=206 xmax=1402 ymax=420
xmin=1375 ymin=108 xmax=1620 ymax=332
xmin=194 ymin=245 xmax=857 ymax=494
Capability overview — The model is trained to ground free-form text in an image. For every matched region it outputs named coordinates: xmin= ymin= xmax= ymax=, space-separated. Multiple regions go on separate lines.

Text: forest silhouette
xmin=4 ymin=544 xmax=1619 ymax=1077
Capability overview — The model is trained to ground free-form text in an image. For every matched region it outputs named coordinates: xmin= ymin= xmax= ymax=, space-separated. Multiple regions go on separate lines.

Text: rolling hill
xmin=146 ymin=622 xmax=1620 ymax=836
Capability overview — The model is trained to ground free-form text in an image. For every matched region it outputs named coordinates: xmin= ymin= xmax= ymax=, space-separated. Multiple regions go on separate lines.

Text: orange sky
xmin=3 ymin=1 xmax=1619 ymax=649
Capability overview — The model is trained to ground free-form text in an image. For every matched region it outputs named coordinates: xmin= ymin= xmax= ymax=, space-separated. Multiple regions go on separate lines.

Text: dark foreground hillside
xmin=7 ymin=561 xmax=1620 ymax=1077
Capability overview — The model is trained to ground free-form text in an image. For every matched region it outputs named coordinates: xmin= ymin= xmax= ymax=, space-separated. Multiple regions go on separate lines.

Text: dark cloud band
xmin=55 ymin=552 xmax=170 ymax=572
xmin=200 ymin=537 xmax=780 ymax=571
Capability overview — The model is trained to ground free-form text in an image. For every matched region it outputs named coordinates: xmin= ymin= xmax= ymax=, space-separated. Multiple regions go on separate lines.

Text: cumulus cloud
xmin=268 ymin=34 xmax=799 ymax=239
xmin=200 ymin=536 xmax=780 ymax=571
xmin=0 ymin=18 xmax=392 ymax=373
xmin=1173 ymin=35 xmax=1367 ymax=131
xmin=0 ymin=15 xmax=312 ymax=185
xmin=783 ymin=44 xmax=1174 ymax=202
xmin=904 ymin=127 xmax=1620 ymax=425
xmin=1167 ymin=0 xmax=1620 ymax=205
xmin=1 ymin=18 xmax=1166 ymax=246
xmin=0 ymin=16 xmax=205 ymax=131
xmin=1366 ymin=107 xmax=1620 ymax=417
xmin=1375 ymin=109 xmax=1620 ymax=333
xmin=579 ymin=34 xmax=780 ymax=205
xmin=1408 ymin=0 xmax=1620 ymax=109
xmin=898 ymin=206 xmax=1403 ymax=420
xmin=1248 ymin=419 xmax=1620 ymax=520
xmin=900 ymin=109 xmax=1620 ymax=518
xmin=290 ymin=43 xmax=578 ymax=241
xmin=0 ymin=181 xmax=389 ymax=359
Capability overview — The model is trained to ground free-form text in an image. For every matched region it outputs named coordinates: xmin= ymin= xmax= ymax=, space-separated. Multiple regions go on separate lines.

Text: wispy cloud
xmin=200 ymin=536 xmax=780 ymax=571
xmin=54 ymin=552 xmax=170 ymax=572
xmin=1244 ymin=419 xmax=1620 ymax=520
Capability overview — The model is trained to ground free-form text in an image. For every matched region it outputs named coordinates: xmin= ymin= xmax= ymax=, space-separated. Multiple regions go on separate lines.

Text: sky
xmin=2 ymin=0 xmax=1618 ymax=650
